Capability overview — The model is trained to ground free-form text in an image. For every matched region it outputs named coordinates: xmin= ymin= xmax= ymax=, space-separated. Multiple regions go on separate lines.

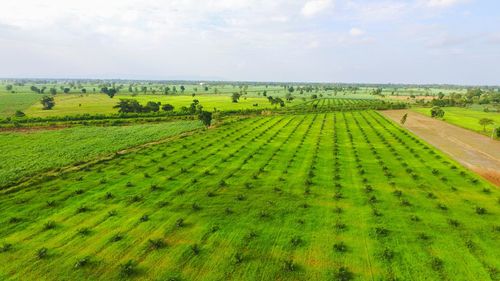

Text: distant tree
xmin=400 ymin=113 xmax=408 ymax=125
xmin=189 ymin=99 xmax=203 ymax=114
xmin=288 ymin=86 xmax=295 ymax=93
xmin=162 ymin=104 xmax=174 ymax=111
xmin=49 ymin=88 xmax=57 ymax=95
xmin=438 ymin=92 xmax=445 ymax=99
xmin=145 ymin=101 xmax=160 ymax=112
xmin=40 ymin=96 xmax=55 ymax=110
xmin=204 ymin=86 xmax=209 ymax=92
xmin=285 ymin=93 xmax=294 ymax=102
xmin=180 ymin=85 xmax=185 ymax=93
xmin=107 ymin=88 xmax=117 ymax=98
xmin=30 ymin=86 xmax=40 ymax=93
xmin=14 ymin=110 xmax=25 ymax=117
xmin=231 ymin=92 xmax=241 ymax=103
xmin=114 ymin=99 xmax=142 ymax=113
xmin=63 ymin=88 xmax=70 ymax=94
xmin=81 ymin=88 xmax=87 ymax=94
xmin=198 ymin=111 xmax=212 ymax=127
xmin=430 ymin=106 xmax=444 ymax=118
xmin=311 ymin=94 xmax=318 ymax=99
xmin=5 ymin=85 xmax=13 ymax=91
xmin=479 ymin=118 xmax=494 ymax=132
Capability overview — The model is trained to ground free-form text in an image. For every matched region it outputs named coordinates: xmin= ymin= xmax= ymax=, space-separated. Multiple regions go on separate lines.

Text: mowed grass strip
xmin=0 ymin=112 xmax=498 ymax=281
xmin=0 ymin=120 xmax=203 ymax=188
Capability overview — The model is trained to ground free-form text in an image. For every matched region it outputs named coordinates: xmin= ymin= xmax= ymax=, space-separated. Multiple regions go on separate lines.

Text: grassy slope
xmin=0 ymin=93 xmax=41 ymax=117
xmin=413 ymin=107 xmax=500 ymax=136
xmin=0 ymin=121 xmax=202 ymax=187
xmin=0 ymin=112 xmax=497 ymax=280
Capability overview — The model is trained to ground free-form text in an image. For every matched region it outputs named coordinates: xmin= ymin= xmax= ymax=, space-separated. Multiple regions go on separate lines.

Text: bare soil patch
xmin=381 ymin=110 xmax=500 ymax=186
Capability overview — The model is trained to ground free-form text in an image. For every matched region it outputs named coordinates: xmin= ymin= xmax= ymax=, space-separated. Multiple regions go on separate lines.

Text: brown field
xmin=381 ymin=110 xmax=500 ymax=186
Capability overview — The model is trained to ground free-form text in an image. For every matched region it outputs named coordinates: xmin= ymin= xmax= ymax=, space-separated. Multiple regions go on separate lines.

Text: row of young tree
xmin=422 ymin=89 xmax=500 ymax=109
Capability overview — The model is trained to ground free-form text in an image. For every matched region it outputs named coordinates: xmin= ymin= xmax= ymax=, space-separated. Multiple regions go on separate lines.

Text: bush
xmin=283 ymin=259 xmax=295 ymax=271
xmin=334 ymin=266 xmax=354 ymax=281
xmin=120 ymin=260 xmax=137 ymax=277
xmin=74 ymin=256 xmax=91 ymax=269
xmin=475 ymin=207 xmax=487 ymax=215
xmin=191 ymin=244 xmax=200 ymax=255
xmin=234 ymin=252 xmax=244 ymax=264
xmin=290 ymin=236 xmax=302 ymax=247
xmin=333 ymin=242 xmax=347 ymax=253
xmin=431 ymin=257 xmax=444 ymax=271
xmin=374 ymin=227 xmax=389 ymax=237
xmin=0 ymin=243 xmax=12 ymax=253
xmin=36 ymin=247 xmax=48 ymax=259
xmin=148 ymin=238 xmax=166 ymax=250
xmin=43 ymin=221 xmax=56 ymax=230
xmin=381 ymin=248 xmax=394 ymax=261
xmin=110 ymin=233 xmax=123 ymax=242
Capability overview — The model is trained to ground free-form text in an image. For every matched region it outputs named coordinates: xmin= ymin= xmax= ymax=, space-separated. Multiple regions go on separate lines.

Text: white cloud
xmin=349 ymin=27 xmax=364 ymax=37
xmin=301 ymin=0 xmax=333 ymax=17
xmin=423 ymin=0 xmax=466 ymax=8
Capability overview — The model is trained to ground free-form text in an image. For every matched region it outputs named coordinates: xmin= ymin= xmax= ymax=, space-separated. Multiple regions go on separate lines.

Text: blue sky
xmin=0 ymin=0 xmax=498 ymax=85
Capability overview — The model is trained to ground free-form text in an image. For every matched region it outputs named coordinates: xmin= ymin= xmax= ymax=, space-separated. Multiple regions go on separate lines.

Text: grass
xmin=23 ymin=94 xmax=292 ymax=117
xmin=0 ymin=93 xmax=41 ymax=117
xmin=0 ymin=121 xmax=202 ymax=188
xmin=0 ymin=111 xmax=497 ymax=280
xmin=413 ymin=107 xmax=500 ymax=136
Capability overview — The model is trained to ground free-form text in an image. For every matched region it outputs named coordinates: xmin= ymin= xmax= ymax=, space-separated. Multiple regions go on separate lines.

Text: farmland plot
xmin=0 ymin=112 xmax=498 ymax=281
xmin=290 ymin=98 xmax=405 ymax=112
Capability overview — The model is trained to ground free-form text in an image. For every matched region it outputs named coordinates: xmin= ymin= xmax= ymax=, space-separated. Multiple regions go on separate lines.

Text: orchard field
xmin=0 ymin=111 xmax=498 ymax=281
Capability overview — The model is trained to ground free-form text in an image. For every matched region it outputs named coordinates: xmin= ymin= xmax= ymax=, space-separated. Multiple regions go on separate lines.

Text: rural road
xmin=381 ymin=110 xmax=500 ymax=187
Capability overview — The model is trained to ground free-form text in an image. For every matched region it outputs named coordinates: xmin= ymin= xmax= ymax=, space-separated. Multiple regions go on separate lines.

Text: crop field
xmin=0 ymin=121 xmax=202 ymax=188
xmin=0 ymin=111 xmax=498 ymax=280
xmin=290 ymin=98 xmax=404 ymax=112
xmin=413 ymin=107 xmax=500 ymax=136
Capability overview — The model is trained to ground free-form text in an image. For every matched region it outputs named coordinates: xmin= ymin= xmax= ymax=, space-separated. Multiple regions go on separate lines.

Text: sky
xmin=0 ymin=0 xmax=499 ymax=85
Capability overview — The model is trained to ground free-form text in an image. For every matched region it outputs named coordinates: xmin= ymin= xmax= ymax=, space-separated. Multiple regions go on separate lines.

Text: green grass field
xmin=0 ymin=93 xmax=41 ymax=117
xmin=0 ymin=121 xmax=202 ymax=188
xmin=22 ymin=94 xmax=294 ymax=117
xmin=413 ymin=107 xmax=500 ymax=136
xmin=0 ymin=111 xmax=497 ymax=280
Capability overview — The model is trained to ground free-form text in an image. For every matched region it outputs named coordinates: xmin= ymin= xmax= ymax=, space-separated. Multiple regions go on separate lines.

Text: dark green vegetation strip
xmin=0 ymin=112 xmax=498 ymax=280
xmin=289 ymin=98 xmax=407 ymax=112
xmin=0 ymin=121 xmax=202 ymax=188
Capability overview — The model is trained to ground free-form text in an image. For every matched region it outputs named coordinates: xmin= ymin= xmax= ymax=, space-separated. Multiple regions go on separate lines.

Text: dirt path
xmin=381 ymin=110 xmax=500 ymax=187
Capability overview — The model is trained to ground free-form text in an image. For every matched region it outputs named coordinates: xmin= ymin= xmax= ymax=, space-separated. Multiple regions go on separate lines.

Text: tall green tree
xmin=40 ymin=96 xmax=55 ymax=110
xmin=479 ymin=118 xmax=494 ymax=132
xmin=430 ymin=106 xmax=444 ymax=118
xmin=198 ymin=111 xmax=212 ymax=127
